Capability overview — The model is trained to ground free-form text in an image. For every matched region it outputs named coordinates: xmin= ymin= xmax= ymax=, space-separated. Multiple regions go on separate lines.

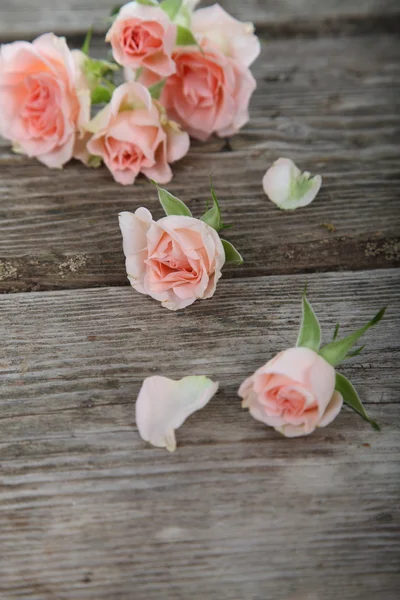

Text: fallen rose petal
xmin=263 ymin=158 xmax=322 ymax=210
xmin=136 ymin=375 xmax=219 ymax=451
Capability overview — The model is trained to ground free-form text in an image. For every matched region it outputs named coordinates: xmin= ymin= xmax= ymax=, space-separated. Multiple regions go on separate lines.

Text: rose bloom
xmin=119 ymin=208 xmax=225 ymax=310
xmin=106 ymin=2 xmax=176 ymax=77
xmin=192 ymin=3 xmax=260 ymax=67
xmin=0 ymin=33 xmax=90 ymax=168
xmin=160 ymin=40 xmax=256 ymax=141
xmin=86 ymin=82 xmax=189 ymax=185
xmin=239 ymin=347 xmax=343 ymax=437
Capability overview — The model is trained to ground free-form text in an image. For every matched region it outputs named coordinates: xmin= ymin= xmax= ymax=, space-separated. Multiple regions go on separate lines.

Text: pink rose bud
xmin=161 ymin=39 xmax=256 ymax=141
xmin=118 ymin=208 xmax=225 ymax=310
xmin=239 ymin=347 xmax=343 ymax=437
xmin=192 ymin=3 xmax=260 ymax=67
xmin=86 ymin=82 xmax=189 ymax=185
xmin=0 ymin=33 xmax=90 ymax=168
xmin=106 ymin=1 xmax=177 ymax=77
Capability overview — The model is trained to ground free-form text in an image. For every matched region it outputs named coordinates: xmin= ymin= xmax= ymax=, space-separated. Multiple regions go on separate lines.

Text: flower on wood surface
xmin=85 ymin=81 xmax=189 ymax=185
xmin=118 ymin=181 xmax=243 ymax=310
xmin=239 ymin=291 xmax=385 ymax=437
xmin=106 ymin=1 xmax=177 ymax=77
xmin=0 ymin=33 xmax=90 ymax=168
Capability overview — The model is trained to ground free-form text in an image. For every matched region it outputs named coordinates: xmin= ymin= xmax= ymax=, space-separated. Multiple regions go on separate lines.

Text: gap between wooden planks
xmin=1 ymin=34 xmax=399 ymax=292
xmin=0 ymin=269 xmax=399 ymax=600
xmin=0 ymin=0 xmax=399 ymax=39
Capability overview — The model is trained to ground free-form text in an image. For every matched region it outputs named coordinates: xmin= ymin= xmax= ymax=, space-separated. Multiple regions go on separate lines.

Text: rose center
xmin=106 ymin=137 xmax=144 ymax=170
xmin=21 ymin=76 xmax=59 ymax=137
xmin=122 ymin=24 xmax=161 ymax=56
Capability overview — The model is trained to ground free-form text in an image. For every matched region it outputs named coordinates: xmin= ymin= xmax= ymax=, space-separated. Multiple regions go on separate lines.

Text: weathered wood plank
xmin=0 ymin=270 xmax=399 ymax=599
xmin=1 ymin=269 xmax=399 ymax=417
xmin=0 ymin=0 xmax=399 ymax=40
xmin=1 ymin=34 xmax=399 ymax=292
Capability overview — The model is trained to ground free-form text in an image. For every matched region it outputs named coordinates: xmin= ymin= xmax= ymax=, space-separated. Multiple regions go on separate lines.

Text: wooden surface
xmin=1 ymin=271 xmax=400 ymax=599
xmin=1 ymin=33 xmax=400 ymax=292
xmin=1 ymin=1 xmax=400 ymax=598
xmin=0 ymin=0 xmax=399 ymax=39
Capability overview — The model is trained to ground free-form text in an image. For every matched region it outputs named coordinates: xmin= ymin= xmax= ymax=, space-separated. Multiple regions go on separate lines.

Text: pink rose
xmin=0 ymin=33 xmax=90 ymax=168
xmin=106 ymin=1 xmax=177 ymax=77
xmin=160 ymin=40 xmax=256 ymax=141
xmin=239 ymin=347 xmax=343 ymax=437
xmin=119 ymin=208 xmax=225 ymax=310
xmin=86 ymin=82 xmax=189 ymax=185
xmin=192 ymin=3 xmax=260 ymax=67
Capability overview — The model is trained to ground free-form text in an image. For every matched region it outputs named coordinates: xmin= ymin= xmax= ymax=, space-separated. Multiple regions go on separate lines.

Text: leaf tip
xmin=372 ymin=306 xmax=387 ymax=325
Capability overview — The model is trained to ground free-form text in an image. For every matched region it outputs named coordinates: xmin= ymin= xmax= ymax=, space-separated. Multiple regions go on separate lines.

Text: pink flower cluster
xmin=0 ymin=1 xmax=260 ymax=185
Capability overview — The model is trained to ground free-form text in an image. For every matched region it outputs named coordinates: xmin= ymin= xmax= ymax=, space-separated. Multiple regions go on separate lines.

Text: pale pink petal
xmin=165 ymin=125 xmax=190 ymax=163
xmin=39 ymin=135 xmax=75 ymax=168
xmin=192 ymin=4 xmax=260 ymax=67
xmin=119 ymin=208 xmax=153 ymax=256
xmin=318 ymin=391 xmax=343 ymax=428
xmin=136 ymin=376 xmax=219 ymax=451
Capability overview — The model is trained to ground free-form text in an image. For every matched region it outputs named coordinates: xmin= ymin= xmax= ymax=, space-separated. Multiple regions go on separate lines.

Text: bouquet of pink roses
xmin=0 ymin=0 xmax=260 ymax=185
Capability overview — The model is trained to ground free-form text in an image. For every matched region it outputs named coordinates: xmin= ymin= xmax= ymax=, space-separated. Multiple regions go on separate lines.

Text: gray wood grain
xmin=0 ymin=269 xmax=399 ymax=599
xmin=0 ymin=0 xmax=399 ymax=40
xmin=1 ymin=34 xmax=399 ymax=293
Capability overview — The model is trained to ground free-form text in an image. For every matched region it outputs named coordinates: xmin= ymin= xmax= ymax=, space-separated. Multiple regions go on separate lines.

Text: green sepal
xmin=176 ymin=25 xmax=198 ymax=46
xmin=335 ymin=372 xmax=380 ymax=431
xmin=346 ymin=345 xmax=365 ymax=359
xmin=149 ymin=79 xmax=166 ymax=100
xmin=221 ymin=240 xmax=243 ymax=265
xmin=160 ymin=0 xmax=182 ymax=20
xmin=332 ymin=323 xmax=340 ymax=341
xmin=81 ymin=27 xmax=92 ymax=56
xmin=136 ymin=0 xmax=159 ymax=6
xmin=110 ymin=4 xmax=123 ymax=17
xmin=91 ymin=86 xmax=113 ymax=104
xmin=319 ymin=307 xmax=386 ymax=367
xmin=87 ymin=155 xmax=102 ymax=168
xmin=201 ymin=183 xmax=222 ymax=231
xmin=200 ymin=182 xmax=232 ymax=232
xmin=152 ymin=182 xmax=192 ymax=217
xmin=296 ymin=292 xmax=321 ymax=352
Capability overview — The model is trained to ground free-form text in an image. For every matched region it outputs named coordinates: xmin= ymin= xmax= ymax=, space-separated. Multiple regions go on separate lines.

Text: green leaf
xmin=148 ymin=79 xmax=166 ymax=100
xmin=332 ymin=323 xmax=340 ymax=341
xmin=91 ymin=86 xmax=113 ymax=104
xmin=110 ymin=4 xmax=123 ymax=17
xmin=176 ymin=24 xmax=198 ymax=46
xmin=160 ymin=0 xmax=182 ymax=20
xmin=346 ymin=345 xmax=365 ymax=359
xmin=81 ymin=27 xmax=92 ymax=55
xmin=154 ymin=184 xmax=192 ymax=217
xmin=296 ymin=292 xmax=321 ymax=352
xmin=221 ymin=240 xmax=243 ymax=265
xmin=201 ymin=183 xmax=222 ymax=231
xmin=335 ymin=372 xmax=380 ymax=431
xmin=319 ymin=307 xmax=386 ymax=367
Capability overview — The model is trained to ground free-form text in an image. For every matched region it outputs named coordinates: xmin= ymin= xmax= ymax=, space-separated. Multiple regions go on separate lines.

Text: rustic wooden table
xmin=1 ymin=1 xmax=399 ymax=599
